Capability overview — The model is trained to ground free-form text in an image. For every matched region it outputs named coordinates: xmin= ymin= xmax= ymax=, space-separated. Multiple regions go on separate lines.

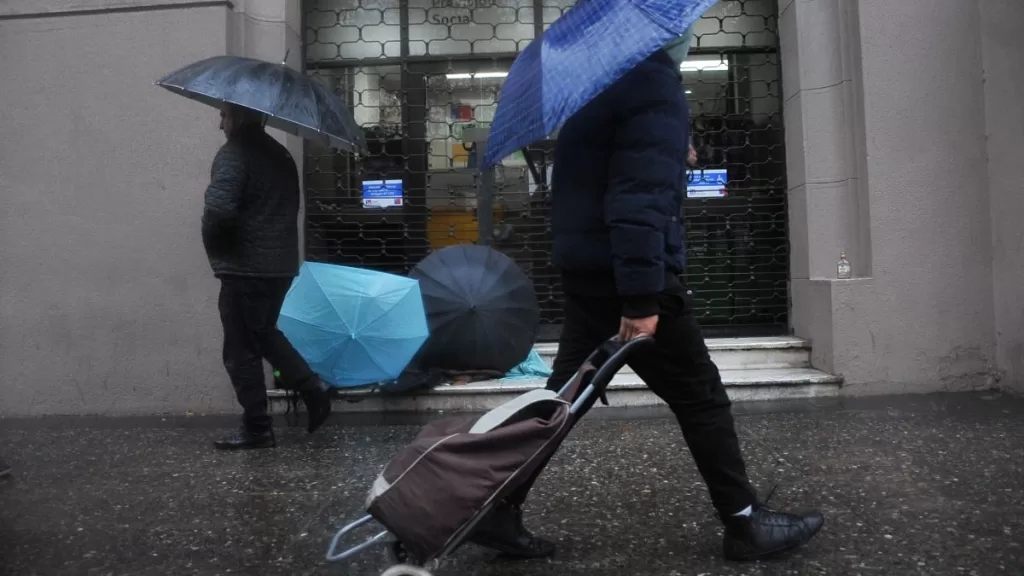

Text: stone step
xmin=268 ymin=367 xmax=842 ymax=413
xmin=535 ymin=336 xmax=812 ymax=372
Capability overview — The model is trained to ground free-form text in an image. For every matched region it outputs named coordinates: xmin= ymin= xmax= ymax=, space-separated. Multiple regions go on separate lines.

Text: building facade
xmin=0 ymin=0 xmax=1020 ymax=416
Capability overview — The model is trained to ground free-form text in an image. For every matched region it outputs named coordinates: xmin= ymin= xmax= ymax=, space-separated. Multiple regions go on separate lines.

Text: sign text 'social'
xmin=430 ymin=0 xmax=495 ymax=25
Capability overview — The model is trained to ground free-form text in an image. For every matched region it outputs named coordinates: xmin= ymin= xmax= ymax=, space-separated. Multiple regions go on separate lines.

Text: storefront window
xmin=303 ymin=0 xmax=790 ymax=335
xmin=425 ymin=72 xmax=502 ymax=170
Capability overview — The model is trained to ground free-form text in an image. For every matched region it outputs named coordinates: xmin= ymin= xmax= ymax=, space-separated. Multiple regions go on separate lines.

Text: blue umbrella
xmin=278 ymin=262 xmax=430 ymax=388
xmin=482 ymin=0 xmax=717 ymax=167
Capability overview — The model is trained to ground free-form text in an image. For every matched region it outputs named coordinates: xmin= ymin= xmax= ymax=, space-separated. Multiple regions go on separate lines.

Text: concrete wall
xmin=785 ymin=0 xmax=1020 ymax=395
xmin=980 ymin=0 xmax=1024 ymax=394
xmin=0 ymin=0 xmax=302 ymax=416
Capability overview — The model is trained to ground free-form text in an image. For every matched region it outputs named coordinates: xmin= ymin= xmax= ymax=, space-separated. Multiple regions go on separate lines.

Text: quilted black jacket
xmin=550 ymin=50 xmax=689 ymax=318
xmin=201 ymin=126 xmax=300 ymax=278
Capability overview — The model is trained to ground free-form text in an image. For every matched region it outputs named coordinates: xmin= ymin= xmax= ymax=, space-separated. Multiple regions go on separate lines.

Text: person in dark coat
xmin=468 ymin=41 xmax=824 ymax=561
xmin=204 ymin=103 xmax=332 ymax=450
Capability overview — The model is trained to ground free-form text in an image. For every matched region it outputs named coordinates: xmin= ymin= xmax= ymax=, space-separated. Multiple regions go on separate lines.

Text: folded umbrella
xmin=483 ymin=0 xmax=716 ymax=167
xmin=278 ymin=262 xmax=430 ymax=388
xmin=156 ymin=55 xmax=367 ymax=154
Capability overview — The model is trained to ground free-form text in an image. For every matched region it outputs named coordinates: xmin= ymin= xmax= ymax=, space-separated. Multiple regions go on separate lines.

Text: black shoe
xmin=299 ymin=377 xmax=332 ymax=434
xmin=468 ymin=502 xmax=556 ymax=559
xmin=723 ymin=504 xmax=824 ymax=561
xmin=213 ymin=428 xmax=276 ymax=451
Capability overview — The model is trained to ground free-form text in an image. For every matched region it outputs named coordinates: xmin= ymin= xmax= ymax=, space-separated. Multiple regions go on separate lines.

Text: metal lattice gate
xmin=302 ymin=0 xmax=788 ymax=340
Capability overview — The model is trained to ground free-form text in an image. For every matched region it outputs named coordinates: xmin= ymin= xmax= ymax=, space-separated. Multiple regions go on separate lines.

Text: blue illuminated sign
xmin=687 ymin=169 xmax=728 ymax=198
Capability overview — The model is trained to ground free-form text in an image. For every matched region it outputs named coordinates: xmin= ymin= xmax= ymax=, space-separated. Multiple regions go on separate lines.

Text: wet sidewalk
xmin=1 ymin=392 xmax=1022 ymax=576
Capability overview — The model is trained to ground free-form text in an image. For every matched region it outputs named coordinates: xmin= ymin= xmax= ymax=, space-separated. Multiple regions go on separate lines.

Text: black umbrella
xmin=155 ymin=55 xmax=367 ymax=154
xmin=410 ymin=245 xmax=540 ymax=373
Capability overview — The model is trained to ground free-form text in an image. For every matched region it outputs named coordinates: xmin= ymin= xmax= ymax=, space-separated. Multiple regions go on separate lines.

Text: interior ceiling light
xmin=680 ymin=58 xmax=729 ymax=72
xmin=445 ymin=71 xmax=509 ymax=79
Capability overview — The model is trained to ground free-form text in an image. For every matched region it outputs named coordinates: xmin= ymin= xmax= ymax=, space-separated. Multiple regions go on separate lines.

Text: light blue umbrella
xmin=483 ymin=0 xmax=716 ymax=167
xmin=278 ymin=262 xmax=430 ymax=388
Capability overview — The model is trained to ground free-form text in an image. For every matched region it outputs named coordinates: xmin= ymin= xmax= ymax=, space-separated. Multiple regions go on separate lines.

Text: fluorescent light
xmin=685 ymin=90 xmax=693 ymax=94
xmin=680 ymin=58 xmax=728 ymax=72
xmin=445 ymin=71 xmax=509 ymax=80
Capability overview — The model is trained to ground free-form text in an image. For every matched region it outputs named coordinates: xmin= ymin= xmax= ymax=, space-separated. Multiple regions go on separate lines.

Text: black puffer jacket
xmin=551 ymin=50 xmax=689 ymax=318
xmin=202 ymin=126 xmax=300 ymax=278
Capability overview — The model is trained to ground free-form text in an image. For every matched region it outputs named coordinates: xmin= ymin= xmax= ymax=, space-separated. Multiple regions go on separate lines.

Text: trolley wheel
xmin=380 ymin=565 xmax=433 ymax=576
xmin=385 ymin=541 xmax=410 ymax=565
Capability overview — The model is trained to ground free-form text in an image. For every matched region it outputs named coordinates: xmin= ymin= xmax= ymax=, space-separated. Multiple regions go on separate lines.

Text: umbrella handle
xmin=522 ymin=148 xmax=544 ymax=190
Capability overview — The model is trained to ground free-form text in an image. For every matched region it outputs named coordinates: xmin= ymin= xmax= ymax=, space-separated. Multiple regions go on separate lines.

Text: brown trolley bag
xmin=327 ymin=336 xmax=653 ymax=572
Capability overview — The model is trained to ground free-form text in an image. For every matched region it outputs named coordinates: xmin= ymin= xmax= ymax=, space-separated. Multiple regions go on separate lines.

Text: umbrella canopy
xmin=156 ymin=56 xmax=367 ymax=154
xmin=410 ymin=245 xmax=540 ymax=373
xmin=482 ymin=0 xmax=717 ymax=167
xmin=278 ymin=262 xmax=429 ymax=388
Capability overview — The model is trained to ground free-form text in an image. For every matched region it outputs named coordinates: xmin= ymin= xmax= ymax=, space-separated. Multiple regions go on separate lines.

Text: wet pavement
xmin=1 ymin=392 xmax=1022 ymax=576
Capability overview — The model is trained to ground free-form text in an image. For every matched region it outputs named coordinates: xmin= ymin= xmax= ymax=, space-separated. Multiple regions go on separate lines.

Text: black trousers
xmin=218 ymin=277 xmax=315 ymax=432
xmin=508 ymin=283 xmax=757 ymax=515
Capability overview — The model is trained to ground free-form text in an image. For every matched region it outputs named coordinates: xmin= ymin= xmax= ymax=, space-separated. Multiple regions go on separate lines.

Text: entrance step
xmin=535 ymin=336 xmax=813 ymax=372
xmin=267 ymin=337 xmax=841 ymax=413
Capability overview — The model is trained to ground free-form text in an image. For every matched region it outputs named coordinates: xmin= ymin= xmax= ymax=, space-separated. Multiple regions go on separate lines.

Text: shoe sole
xmin=725 ymin=519 xmax=826 ymax=562
xmin=213 ymin=442 xmax=276 ymax=451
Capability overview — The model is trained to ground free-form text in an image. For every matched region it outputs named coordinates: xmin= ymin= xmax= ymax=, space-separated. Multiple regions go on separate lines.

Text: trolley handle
xmin=568 ymin=336 xmax=653 ymax=414
xmin=325 ymin=514 xmax=391 ymax=562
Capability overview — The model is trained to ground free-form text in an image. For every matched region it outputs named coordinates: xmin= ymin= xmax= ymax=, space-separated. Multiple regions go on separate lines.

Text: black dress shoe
xmin=213 ymin=429 xmax=276 ymax=451
xmin=468 ymin=502 xmax=556 ymax=559
xmin=723 ymin=504 xmax=825 ymax=561
xmin=299 ymin=377 xmax=332 ymax=434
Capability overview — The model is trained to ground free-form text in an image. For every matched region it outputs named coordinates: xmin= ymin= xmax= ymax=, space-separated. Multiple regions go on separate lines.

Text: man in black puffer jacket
xmin=203 ymin=104 xmax=331 ymax=450
xmin=469 ymin=44 xmax=824 ymax=562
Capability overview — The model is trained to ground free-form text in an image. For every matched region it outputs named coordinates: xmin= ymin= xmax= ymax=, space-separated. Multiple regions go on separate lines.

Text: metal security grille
xmin=302 ymin=0 xmax=788 ymax=340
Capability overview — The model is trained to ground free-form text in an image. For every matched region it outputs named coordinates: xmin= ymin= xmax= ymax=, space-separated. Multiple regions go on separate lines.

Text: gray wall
xmin=0 ymin=0 xmax=301 ymax=416
xmin=980 ymin=0 xmax=1024 ymax=394
xmin=785 ymin=0 xmax=1021 ymax=395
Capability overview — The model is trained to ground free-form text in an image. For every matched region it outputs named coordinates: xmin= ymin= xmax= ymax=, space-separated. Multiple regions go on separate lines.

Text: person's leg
xmin=627 ymin=289 xmax=756 ymax=512
xmin=215 ymin=278 xmax=275 ymax=450
xmin=468 ymin=290 xmax=618 ymax=558
xmin=249 ymin=278 xmax=332 ymax=434
xmin=628 ymin=288 xmax=823 ymax=560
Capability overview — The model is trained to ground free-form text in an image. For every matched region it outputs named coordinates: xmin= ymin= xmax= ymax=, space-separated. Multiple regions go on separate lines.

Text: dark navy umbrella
xmin=156 ymin=55 xmax=367 ymax=154
xmin=410 ymin=245 xmax=540 ymax=373
xmin=483 ymin=0 xmax=717 ymax=167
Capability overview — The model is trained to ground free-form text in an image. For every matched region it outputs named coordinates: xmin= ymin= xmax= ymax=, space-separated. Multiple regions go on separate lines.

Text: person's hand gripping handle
xmin=618 ymin=315 xmax=658 ymax=342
